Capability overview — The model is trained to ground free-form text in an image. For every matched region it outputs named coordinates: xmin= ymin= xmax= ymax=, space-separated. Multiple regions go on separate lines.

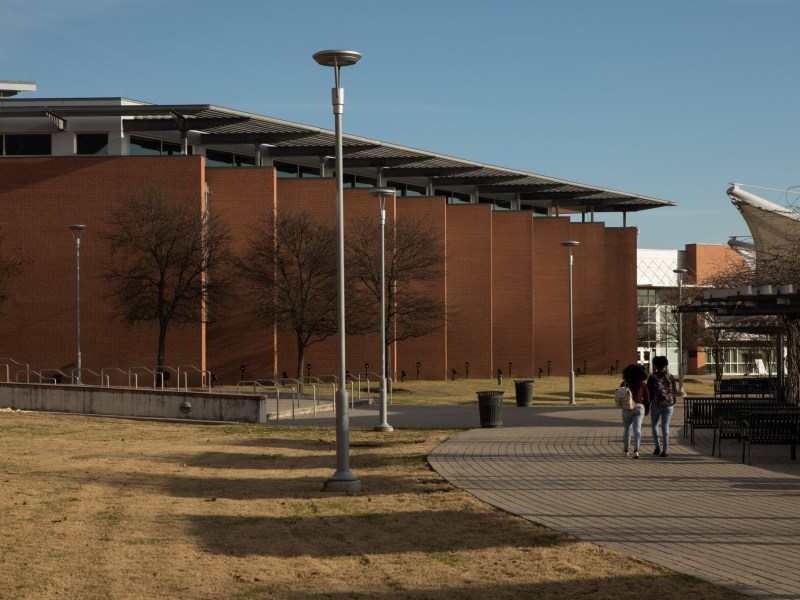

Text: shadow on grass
xmin=262 ymin=576 xmax=743 ymax=600
xmin=187 ymin=508 xmax=567 ymax=557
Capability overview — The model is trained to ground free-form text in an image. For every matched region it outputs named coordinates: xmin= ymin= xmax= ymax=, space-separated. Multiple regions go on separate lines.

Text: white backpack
xmin=614 ymin=383 xmax=635 ymax=410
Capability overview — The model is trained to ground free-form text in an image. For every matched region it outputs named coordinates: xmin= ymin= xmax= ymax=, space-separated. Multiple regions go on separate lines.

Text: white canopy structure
xmin=727 ymin=184 xmax=800 ymax=255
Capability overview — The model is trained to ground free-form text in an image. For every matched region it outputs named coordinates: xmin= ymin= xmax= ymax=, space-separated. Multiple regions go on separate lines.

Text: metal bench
xmin=741 ymin=411 xmax=800 ymax=465
xmin=712 ymin=404 xmax=797 ymax=457
xmin=686 ymin=397 xmax=778 ymax=444
xmin=715 ymin=377 xmax=777 ymax=398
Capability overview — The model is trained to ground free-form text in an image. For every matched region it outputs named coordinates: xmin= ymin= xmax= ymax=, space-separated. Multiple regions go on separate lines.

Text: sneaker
xmin=633 ymin=450 xmax=640 ymax=459
xmin=623 ymin=448 xmax=629 ymax=457
xmin=653 ymin=447 xmax=661 ymax=455
xmin=660 ymin=451 xmax=668 ymax=457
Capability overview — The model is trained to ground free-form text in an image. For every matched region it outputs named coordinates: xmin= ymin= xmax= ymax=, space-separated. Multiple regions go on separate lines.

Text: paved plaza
xmin=296 ymin=401 xmax=800 ymax=599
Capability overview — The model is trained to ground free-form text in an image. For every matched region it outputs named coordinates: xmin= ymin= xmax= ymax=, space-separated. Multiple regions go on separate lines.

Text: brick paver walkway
xmin=428 ymin=404 xmax=800 ymax=600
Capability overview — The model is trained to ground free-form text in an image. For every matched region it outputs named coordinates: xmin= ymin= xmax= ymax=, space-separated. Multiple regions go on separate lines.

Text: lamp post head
xmin=68 ymin=224 xmax=86 ymax=239
xmin=313 ymin=50 xmax=362 ymax=68
xmin=560 ymin=240 xmax=580 ymax=247
xmin=370 ymin=187 xmax=395 ymax=211
xmin=368 ymin=187 xmax=396 ymax=199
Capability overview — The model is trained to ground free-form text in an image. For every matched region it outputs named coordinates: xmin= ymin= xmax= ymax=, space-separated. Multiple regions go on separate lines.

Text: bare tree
xmin=347 ymin=215 xmax=445 ymax=377
xmin=103 ymin=184 xmax=233 ymax=369
xmin=239 ymin=211 xmax=339 ymax=380
xmin=0 ymin=231 xmax=25 ymax=305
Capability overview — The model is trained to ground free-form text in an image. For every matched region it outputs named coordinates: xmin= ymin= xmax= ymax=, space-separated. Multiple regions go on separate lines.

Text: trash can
xmin=477 ymin=391 xmax=504 ymax=428
xmin=514 ymin=380 xmax=534 ymax=407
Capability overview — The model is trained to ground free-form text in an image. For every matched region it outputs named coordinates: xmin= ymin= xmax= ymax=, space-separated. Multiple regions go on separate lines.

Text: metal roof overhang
xmin=679 ymin=284 xmax=800 ymax=316
xmin=0 ymin=100 xmax=675 ymax=213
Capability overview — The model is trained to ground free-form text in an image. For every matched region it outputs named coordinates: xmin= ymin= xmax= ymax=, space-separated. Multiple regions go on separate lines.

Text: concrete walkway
xmin=295 ymin=401 xmax=800 ymax=598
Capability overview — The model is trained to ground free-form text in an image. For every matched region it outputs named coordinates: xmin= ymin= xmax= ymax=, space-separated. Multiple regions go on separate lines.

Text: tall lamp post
xmin=561 ymin=241 xmax=579 ymax=405
xmin=69 ymin=224 xmax=86 ymax=384
xmin=673 ymin=268 xmax=688 ymax=396
xmin=313 ymin=49 xmax=362 ymax=493
xmin=369 ymin=187 xmax=395 ymax=432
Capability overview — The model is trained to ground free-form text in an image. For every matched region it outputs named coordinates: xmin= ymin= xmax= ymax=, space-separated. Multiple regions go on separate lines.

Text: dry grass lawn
xmin=0 ymin=410 xmax=744 ymax=599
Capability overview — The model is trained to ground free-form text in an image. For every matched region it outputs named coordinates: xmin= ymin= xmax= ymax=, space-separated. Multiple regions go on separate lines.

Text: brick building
xmin=0 ymin=87 xmax=672 ymax=384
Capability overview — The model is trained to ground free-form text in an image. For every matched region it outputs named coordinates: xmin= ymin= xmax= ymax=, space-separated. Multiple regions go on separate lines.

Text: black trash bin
xmin=514 ymin=380 xmax=534 ymax=407
xmin=477 ymin=391 xmax=504 ymax=428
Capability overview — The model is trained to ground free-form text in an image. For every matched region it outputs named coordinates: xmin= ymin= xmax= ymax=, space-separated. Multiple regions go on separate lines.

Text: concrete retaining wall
xmin=0 ymin=383 xmax=267 ymax=423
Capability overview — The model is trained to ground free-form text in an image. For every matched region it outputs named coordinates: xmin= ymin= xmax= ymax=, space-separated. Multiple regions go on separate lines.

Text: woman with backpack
xmin=617 ymin=363 xmax=650 ymax=459
xmin=647 ymin=355 xmax=678 ymax=457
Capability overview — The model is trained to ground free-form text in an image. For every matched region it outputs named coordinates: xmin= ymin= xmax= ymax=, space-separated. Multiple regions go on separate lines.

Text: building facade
xmin=637 ymin=243 xmax=761 ymax=375
xmin=0 ymin=90 xmax=669 ymax=384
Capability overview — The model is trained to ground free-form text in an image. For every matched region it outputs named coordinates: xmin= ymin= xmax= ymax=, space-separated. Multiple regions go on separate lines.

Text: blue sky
xmin=2 ymin=0 xmax=798 ymax=250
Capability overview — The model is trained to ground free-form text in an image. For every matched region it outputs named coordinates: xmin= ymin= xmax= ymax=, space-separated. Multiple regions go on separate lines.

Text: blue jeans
xmin=650 ymin=403 xmax=674 ymax=453
xmin=622 ymin=403 xmax=645 ymax=450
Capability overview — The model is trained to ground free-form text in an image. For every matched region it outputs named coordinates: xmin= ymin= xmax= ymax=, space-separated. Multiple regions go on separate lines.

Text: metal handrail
xmin=101 ymin=367 xmax=131 ymax=388
xmin=177 ymin=365 xmax=210 ymax=389
xmin=156 ymin=365 xmax=183 ymax=390
xmin=129 ymin=366 xmax=159 ymax=389
xmin=71 ymin=367 xmax=103 ymax=386
xmin=37 ymin=368 xmax=73 ymax=384
xmin=28 ymin=370 xmax=57 ymax=384
xmin=0 ymin=358 xmax=29 ymax=383
xmin=236 ymin=380 xmax=297 ymax=421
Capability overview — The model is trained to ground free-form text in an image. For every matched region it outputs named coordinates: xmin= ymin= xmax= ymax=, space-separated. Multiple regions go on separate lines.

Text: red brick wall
xmin=0 ymin=156 xmax=205 ymax=383
xmin=205 ymin=166 xmax=277 ymax=382
xmin=532 ymin=218 xmax=637 ymax=376
xmin=0 ymin=157 xmax=641 ymax=383
xmin=686 ymin=243 xmax=742 ymax=285
xmin=492 ymin=212 xmax=534 ymax=378
xmin=445 ymin=204 xmax=494 ymax=379
xmin=393 ymin=196 xmax=447 ymax=381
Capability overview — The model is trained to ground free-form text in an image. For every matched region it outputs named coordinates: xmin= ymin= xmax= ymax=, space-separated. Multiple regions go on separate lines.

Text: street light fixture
xmin=370 ymin=186 xmax=395 ymax=433
xmin=673 ymin=268 xmax=688 ymax=396
xmin=314 ymin=49 xmax=362 ymax=493
xmin=561 ymin=241 xmax=580 ymax=405
xmin=68 ymin=224 xmax=86 ymax=384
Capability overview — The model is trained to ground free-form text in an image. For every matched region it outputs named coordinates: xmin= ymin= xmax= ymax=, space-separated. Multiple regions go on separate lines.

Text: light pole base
xmin=323 ymin=474 xmax=362 ymax=493
xmin=373 ymin=423 xmax=394 ymax=432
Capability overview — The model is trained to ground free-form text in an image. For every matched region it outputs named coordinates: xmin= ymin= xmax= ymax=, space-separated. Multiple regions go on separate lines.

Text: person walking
xmin=647 ymin=355 xmax=677 ymax=457
xmin=619 ymin=363 xmax=650 ymax=458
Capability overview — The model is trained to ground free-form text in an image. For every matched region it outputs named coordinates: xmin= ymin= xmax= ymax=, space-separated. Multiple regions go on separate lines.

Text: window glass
xmin=76 ymin=133 xmax=108 ymax=155
xmin=299 ymin=165 xmax=321 ymax=178
xmin=235 ymin=154 xmax=256 ymax=167
xmin=355 ymin=175 xmax=377 ymax=188
xmin=405 ymin=184 xmax=426 ymax=197
xmin=275 ymin=161 xmax=299 ymax=178
xmin=5 ymin=134 xmax=51 ymax=155
xmin=205 ymin=149 xmax=235 ymax=167
xmin=162 ymin=141 xmax=181 ymax=156
xmin=130 ymin=136 xmax=161 ymax=156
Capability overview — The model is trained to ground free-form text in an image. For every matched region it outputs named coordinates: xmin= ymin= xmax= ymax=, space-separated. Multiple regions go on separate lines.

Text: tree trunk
xmin=157 ymin=320 xmax=168 ymax=386
xmin=784 ymin=316 xmax=800 ymax=405
xmin=295 ymin=330 xmax=306 ymax=382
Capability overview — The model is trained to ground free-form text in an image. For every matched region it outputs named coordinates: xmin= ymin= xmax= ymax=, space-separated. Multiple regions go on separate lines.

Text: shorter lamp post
xmin=369 ymin=186 xmax=394 ymax=432
xmin=68 ymin=224 xmax=86 ymax=384
xmin=673 ymin=268 xmax=688 ymax=396
xmin=561 ymin=241 xmax=580 ymax=405
xmin=465 ymin=362 xmax=470 ymax=379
